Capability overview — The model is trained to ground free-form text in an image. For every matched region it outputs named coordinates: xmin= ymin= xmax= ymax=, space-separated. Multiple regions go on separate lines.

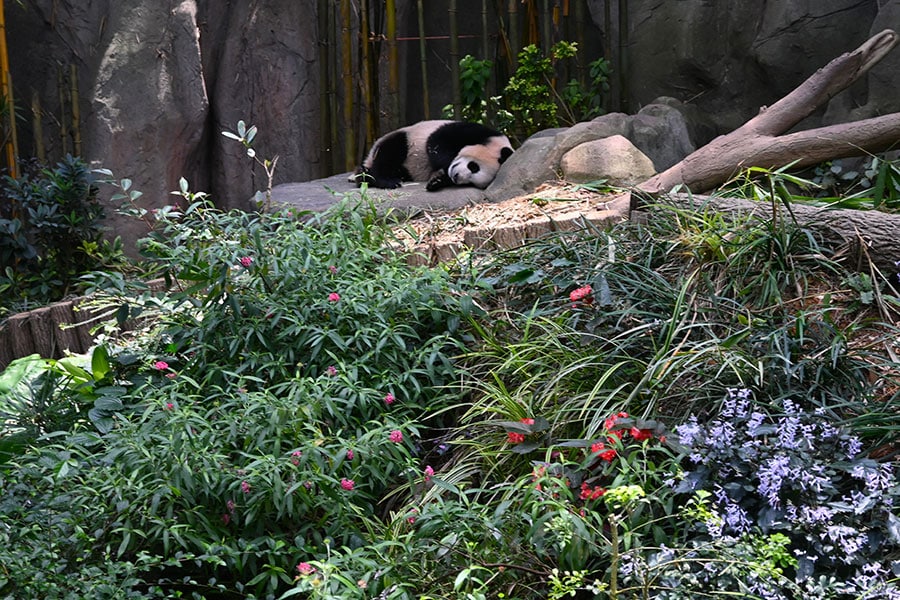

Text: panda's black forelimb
xmin=425 ymin=170 xmax=454 ymax=192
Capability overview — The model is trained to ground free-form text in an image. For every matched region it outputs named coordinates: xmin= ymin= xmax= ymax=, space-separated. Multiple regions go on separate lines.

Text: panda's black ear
xmin=499 ymin=146 xmax=514 ymax=165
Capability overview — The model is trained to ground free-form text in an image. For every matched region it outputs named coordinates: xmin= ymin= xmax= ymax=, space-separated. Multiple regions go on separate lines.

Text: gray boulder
xmin=545 ymin=112 xmax=632 ymax=167
xmin=629 ymin=103 xmax=696 ymax=171
xmin=560 ymin=135 xmax=656 ymax=186
xmin=484 ymin=135 xmax=560 ymax=202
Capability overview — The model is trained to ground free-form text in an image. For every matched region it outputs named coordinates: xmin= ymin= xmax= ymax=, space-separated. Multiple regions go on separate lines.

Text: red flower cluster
xmin=507 ymin=432 xmax=526 ymax=444
xmin=590 ymin=441 xmax=618 ymax=462
xmin=506 ymin=417 xmax=535 ymax=445
xmin=580 ymin=481 xmax=606 ymax=500
xmin=589 ymin=412 xmax=659 ymax=463
xmin=569 ymin=284 xmax=594 ymax=307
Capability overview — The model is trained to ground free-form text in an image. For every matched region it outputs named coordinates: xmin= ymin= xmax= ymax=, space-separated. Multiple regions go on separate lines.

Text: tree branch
xmin=638 ymin=29 xmax=900 ymax=195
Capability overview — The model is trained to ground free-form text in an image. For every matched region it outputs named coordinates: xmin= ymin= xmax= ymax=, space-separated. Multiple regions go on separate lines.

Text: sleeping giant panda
xmin=350 ymin=120 xmax=514 ymax=192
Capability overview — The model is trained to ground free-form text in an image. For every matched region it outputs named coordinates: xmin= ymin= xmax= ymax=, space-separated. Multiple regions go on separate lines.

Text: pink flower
xmin=569 ymin=284 xmax=594 ymax=303
xmin=226 ymin=499 xmax=236 ymax=512
xmin=389 ymin=429 xmax=403 ymax=443
xmin=164 ymin=402 xmax=174 ymax=410
xmin=241 ymin=480 xmax=251 ymax=494
xmin=239 ymin=256 xmax=253 ymax=268
xmin=590 ymin=442 xmax=617 ymax=462
xmin=221 ymin=512 xmax=231 ymax=525
xmin=346 ymin=449 xmax=354 ymax=461
xmin=630 ymin=427 xmax=654 ymax=441
xmin=604 ymin=411 xmax=628 ymax=432
xmin=297 ymin=562 xmax=316 ymax=576
xmin=153 ymin=360 xmax=169 ymax=371
xmin=328 ymin=292 xmax=341 ymax=302
xmin=340 ymin=478 xmax=355 ymax=491
xmin=326 ymin=365 xmax=337 ymax=376
xmin=520 ymin=417 xmax=535 ymax=426
xmin=507 ymin=432 xmax=526 ymax=444
xmin=424 ymin=465 xmax=434 ymax=482
xmin=165 ymin=372 xmax=177 ymax=379
xmin=291 ymin=450 xmax=302 ymax=466
xmin=383 ymin=392 xmax=395 ymax=405
xmin=328 ymin=265 xmax=338 ymax=274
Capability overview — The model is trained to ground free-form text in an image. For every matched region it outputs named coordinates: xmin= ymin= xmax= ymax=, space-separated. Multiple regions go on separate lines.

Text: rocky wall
xmin=4 ymin=0 xmax=899 ymax=252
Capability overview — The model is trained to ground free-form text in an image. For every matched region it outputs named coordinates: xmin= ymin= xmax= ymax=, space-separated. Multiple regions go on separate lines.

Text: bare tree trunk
xmin=639 ymin=29 xmax=900 ymax=195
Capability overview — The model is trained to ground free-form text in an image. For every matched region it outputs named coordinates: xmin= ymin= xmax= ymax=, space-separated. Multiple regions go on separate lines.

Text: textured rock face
xmin=7 ymin=0 xmax=212 ymax=250
xmin=202 ymin=3 xmax=324 ymax=212
xmin=5 ymin=0 xmax=900 ymax=252
xmin=88 ymin=1 xmax=209 ymax=245
xmin=586 ymin=0 xmax=895 ymax=136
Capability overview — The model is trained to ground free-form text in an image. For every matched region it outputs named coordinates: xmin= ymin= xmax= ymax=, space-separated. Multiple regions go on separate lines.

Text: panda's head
xmin=447 ymin=136 xmax=514 ymax=189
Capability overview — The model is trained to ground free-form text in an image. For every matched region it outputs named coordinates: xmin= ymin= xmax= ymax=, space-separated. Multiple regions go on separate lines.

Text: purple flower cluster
xmin=674 ymin=389 xmax=899 ymax=589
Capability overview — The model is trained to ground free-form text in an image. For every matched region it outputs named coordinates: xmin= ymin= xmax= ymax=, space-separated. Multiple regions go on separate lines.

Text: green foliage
xmin=0 ymin=156 xmax=128 ymax=314
xmin=0 ymin=347 xmax=130 ymax=462
xmin=127 ymin=191 xmax=461 ymax=398
xmin=501 ymin=44 xmax=561 ymax=136
xmin=499 ymin=42 xmax=610 ymax=139
xmin=2 ymin=138 xmax=898 ymax=598
xmin=445 ymin=54 xmax=498 ymax=123
xmin=810 ymin=155 xmax=900 ymax=211
xmin=446 ymin=43 xmax=610 ymax=139
xmin=0 ymin=183 xmax=470 ymax=597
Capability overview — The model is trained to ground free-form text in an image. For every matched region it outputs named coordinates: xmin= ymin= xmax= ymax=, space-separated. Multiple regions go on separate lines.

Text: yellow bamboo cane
xmin=0 ymin=0 xmax=17 ymax=177
xmin=386 ymin=0 xmax=400 ymax=129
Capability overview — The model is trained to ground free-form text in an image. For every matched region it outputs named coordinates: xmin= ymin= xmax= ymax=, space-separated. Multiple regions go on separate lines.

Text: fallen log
xmin=639 ymin=29 xmax=900 ymax=195
xmin=660 ymin=193 xmax=900 ymax=275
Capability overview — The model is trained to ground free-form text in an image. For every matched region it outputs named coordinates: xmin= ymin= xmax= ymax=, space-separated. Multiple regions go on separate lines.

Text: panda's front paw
xmin=426 ymin=171 xmax=453 ymax=192
xmin=349 ymin=169 xmax=374 ymax=187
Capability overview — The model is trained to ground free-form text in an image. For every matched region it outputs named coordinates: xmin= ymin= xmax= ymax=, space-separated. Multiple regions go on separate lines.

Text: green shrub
xmin=0 ymin=156 xmax=127 ymax=314
xmin=0 ymin=191 xmax=470 ymax=598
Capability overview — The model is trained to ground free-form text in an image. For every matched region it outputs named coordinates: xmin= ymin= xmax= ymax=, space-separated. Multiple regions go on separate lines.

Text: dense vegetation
xmin=1 ymin=170 xmax=898 ymax=599
xmin=0 ymin=157 xmax=132 ymax=316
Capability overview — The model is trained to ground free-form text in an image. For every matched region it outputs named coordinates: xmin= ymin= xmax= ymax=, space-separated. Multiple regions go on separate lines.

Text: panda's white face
xmin=447 ymin=137 xmax=514 ymax=189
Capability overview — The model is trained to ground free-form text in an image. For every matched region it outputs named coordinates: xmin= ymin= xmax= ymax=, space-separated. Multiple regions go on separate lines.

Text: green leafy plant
xmin=500 ymin=42 xmax=606 ymax=139
xmin=442 ymin=54 xmax=502 ymax=124
xmin=810 ymin=155 xmax=900 ymax=211
xmin=0 ymin=156 xmax=128 ymax=314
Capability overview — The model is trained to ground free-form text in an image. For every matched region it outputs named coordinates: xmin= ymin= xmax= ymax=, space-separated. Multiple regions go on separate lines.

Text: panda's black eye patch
xmin=467 ymin=161 xmax=480 ymax=173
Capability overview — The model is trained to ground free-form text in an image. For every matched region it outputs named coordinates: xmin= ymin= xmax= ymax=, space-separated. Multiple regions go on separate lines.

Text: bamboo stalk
xmin=385 ymin=0 xmax=400 ymax=128
xmin=327 ymin=0 xmax=338 ymax=173
xmin=525 ymin=0 xmax=538 ymax=46
xmin=70 ymin=64 xmax=81 ymax=156
xmin=604 ymin=0 xmax=612 ymax=111
xmin=481 ymin=0 xmax=490 ymax=61
xmin=508 ymin=0 xmax=519 ymax=66
xmin=318 ymin=0 xmax=331 ymax=177
xmin=359 ymin=0 xmax=376 ymax=147
xmin=574 ymin=0 xmax=586 ymax=90
xmin=58 ymin=67 xmax=68 ymax=155
xmin=31 ymin=89 xmax=44 ymax=162
xmin=542 ymin=0 xmax=550 ymax=50
xmin=340 ymin=0 xmax=355 ymax=171
xmin=449 ymin=0 xmax=461 ymax=118
xmin=416 ymin=0 xmax=430 ymax=119
xmin=0 ymin=0 xmax=15 ymax=177
xmin=492 ymin=0 xmax=513 ymax=76
xmin=618 ymin=0 xmax=628 ymax=111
